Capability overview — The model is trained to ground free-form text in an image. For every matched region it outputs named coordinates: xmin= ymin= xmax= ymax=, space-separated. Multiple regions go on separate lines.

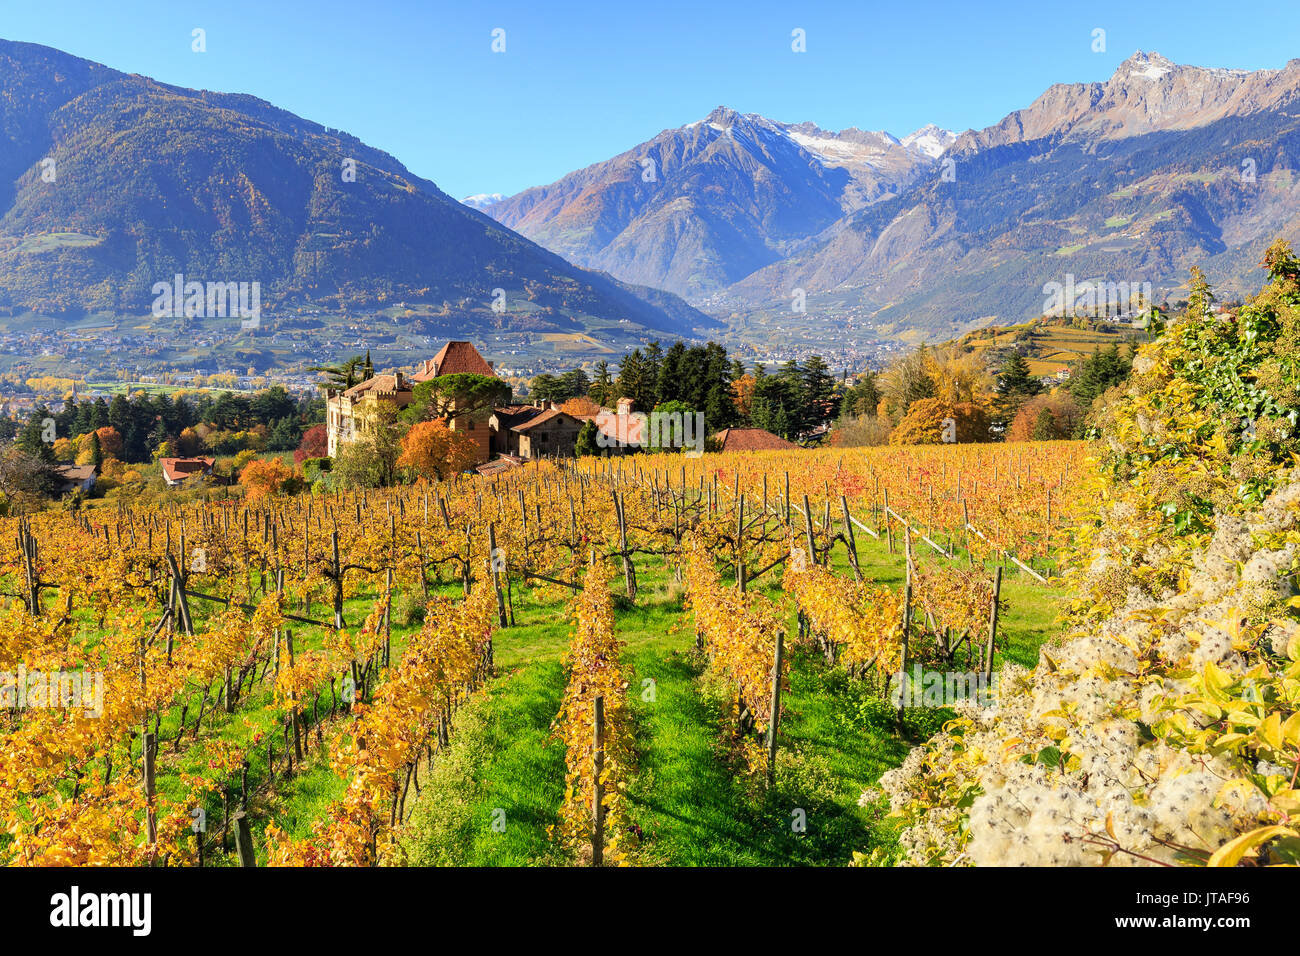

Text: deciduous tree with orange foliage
xmin=240 ymin=457 xmax=295 ymax=500
xmin=889 ymin=398 xmax=990 ymax=445
xmin=397 ymin=419 xmax=479 ymax=481
xmin=1006 ymin=393 xmax=1083 ymax=441
xmin=94 ymin=425 xmax=123 ymax=458
xmin=559 ymin=396 xmax=601 ymax=418
xmin=731 ymin=373 xmax=756 ymax=419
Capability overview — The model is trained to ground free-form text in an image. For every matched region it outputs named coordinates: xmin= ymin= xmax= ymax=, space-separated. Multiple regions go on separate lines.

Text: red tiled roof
xmin=510 ymin=408 xmax=581 ymax=433
xmin=712 ymin=428 xmax=798 ymax=452
xmin=412 ymin=341 xmax=495 ymax=381
xmin=160 ymin=457 xmax=215 ymax=482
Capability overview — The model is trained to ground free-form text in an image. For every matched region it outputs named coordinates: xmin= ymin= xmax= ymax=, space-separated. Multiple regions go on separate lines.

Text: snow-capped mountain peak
xmin=901 ymin=124 xmax=957 ymax=158
xmin=461 ymin=193 xmax=505 ymax=211
xmin=1113 ymin=50 xmax=1178 ymax=82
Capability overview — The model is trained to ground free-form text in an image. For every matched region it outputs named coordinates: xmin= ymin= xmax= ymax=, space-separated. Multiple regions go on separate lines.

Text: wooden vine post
xmin=614 ymin=491 xmax=636 ymax=600
xmin=233 ymin=810 xmax=257 ymax=867
xmin=962 ymin=499 xmax=973 ymax=567
xmin=384 ymin=567 xmax=393 ymax=667
xmin=142 ymin=731 xmax=157 ymax=846
xmin=984 ymin=566 xmax=1003 ymax=682
xmin=487 ymin=522 xmax=508 ymax=628
xmin=331 ymin=530 xmax=344 ymax=629
xmin=766 ymin=631 xmax=785 ymax=786
xmin=897 ymin=543 xmax=914 ymax=728
xmin=840 ymin=494 xmax=861 ymax=581
xmin=802 ymin=494 xmax=817 ymax=566
xmin=736 ymin=494 xmax=746 ymax=592
xmin=883 ymin=488 xmax=895 ymax=553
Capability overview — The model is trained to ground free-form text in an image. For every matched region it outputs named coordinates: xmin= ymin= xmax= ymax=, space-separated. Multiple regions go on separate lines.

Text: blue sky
xmin=3 ymin=0 xmax=1295 ymax=198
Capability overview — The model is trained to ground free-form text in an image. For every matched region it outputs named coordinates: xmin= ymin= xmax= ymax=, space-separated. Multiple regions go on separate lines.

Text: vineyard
xmin=0 ymin=441 xmax=1080 ymax=867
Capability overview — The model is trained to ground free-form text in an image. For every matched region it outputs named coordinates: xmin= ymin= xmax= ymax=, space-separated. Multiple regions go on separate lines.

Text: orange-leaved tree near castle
xmin=397 ymin=418 xmax=480 ymax=481
xmin=240 ymin=458 xmax=295 ymax=500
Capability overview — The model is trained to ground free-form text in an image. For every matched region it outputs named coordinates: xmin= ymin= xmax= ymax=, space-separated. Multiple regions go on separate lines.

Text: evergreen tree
xmin=90 ymin=397 xmax=109 ymax=430
xmin=557 ymin=368 xmax=591 ymax=401
xmin=616 ymin=349 xmax=647 ymax=409
xmin=575 ymin=419 xmax=600 ymax=457
xmin=839 ymin=371 xmax=881 ymax=420
xmin=1067 ymin=344 xmax=1131 ymax=407
xmin=751 ymin=372 xmax=799 ymax=438
xmin=17 ymin=408 xmax=55 ymax=463
xmin=590 ymin=361 xmax=614 ymax=407
xmin=529 ymin=373 xmax=560 ymax=404
xmin=776 ymin=360 xmax=805 ymax=433
xmin=268 ymin=416 xmax=301 ymax=452
xmin=657 ymin=342 xmax=687 ymax=405
xmin=1031 ymin=405 xmax=1057 ymax=440
xmin=800 ymin=355 xmax=837 ymax=429
xmin=640 ymin=341 xmax=664 ymax=410
xmin=700 ymin=342 xmax=738 ymax=431
xmin=996 ymin=352 xmax=1041 ymax=398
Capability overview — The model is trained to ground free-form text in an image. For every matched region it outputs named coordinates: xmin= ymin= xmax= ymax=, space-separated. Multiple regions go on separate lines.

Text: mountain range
xmin=484 ymin=108 xmax=955 ymax=301
xmin=0 ymin=38 xmax=711 ymax=340
xmin=481 ymin=51 xmax=1300 ymax=341
xmin=2 ymin=39 xmax=1299 ymax=360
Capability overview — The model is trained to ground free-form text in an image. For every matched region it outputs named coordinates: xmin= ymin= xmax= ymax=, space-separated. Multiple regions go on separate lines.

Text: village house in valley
xmin=54 ymin=463 xmax=97 ymax=495
xmin=160 ymin=456 xmax=216 ymax=486
xmin=489 ymin=404 xmax=587 ymax=459
xmin=508 ymin=407 xmax=585 ymax=459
